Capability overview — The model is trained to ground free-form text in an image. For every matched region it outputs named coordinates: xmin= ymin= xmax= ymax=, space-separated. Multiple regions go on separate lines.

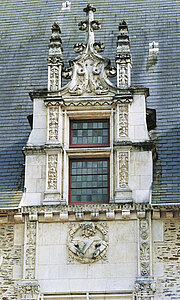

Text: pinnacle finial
xmin=116 ymin=21 xmax=132 ymax=88
xmin=47 ymin=22 xmax=63 ymax=91
xmin=48 ymin=22 xmax=63 ymax=56
xmin=78 ymin=4 xmax=102 ymax=51
xmin=83 ymin=4 xmax=96 ymax=13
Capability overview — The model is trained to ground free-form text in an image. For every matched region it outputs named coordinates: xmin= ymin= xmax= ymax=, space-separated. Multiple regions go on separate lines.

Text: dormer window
xmin=70 ymin=119 xmax=110 ymax=147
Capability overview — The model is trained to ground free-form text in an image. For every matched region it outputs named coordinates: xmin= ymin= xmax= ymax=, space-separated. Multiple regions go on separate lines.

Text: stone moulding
xmin=23 ymin=144 xmax=62 ymax=155
xmin=16 ymin=203 xmax=153 ymax=223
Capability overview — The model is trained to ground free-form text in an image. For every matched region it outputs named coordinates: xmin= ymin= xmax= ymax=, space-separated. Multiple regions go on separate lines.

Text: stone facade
xmin=0 ymin=4 xmax=179 ymax=300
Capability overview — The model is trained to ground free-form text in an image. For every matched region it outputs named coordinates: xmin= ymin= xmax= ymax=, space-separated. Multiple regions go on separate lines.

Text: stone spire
xmin=47 ymin=22 xmax=63 ymax=91
xmin=116 ymin=20 xmax=132 ymax=88
xmin=77 ymin=4 xmax=105 ymax=53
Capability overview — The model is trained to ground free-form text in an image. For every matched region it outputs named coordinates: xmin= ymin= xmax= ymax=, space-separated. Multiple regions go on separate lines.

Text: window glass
xmin=69 ymin=158 xmax=109 ymax=203
xmin=70 ymin=120 xmax=109 ymax=147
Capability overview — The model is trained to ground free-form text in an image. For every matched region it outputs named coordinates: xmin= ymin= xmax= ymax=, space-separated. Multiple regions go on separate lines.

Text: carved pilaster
xmin=47 ymin=22 xmax=63 ymax=91
xmin=138 ymin=215 xmax=151 ymax=277
xmin=23 ymin=220 xmax=37 ymax=280
xmin=135 ymin=211 xmax=156 ymax=299
xmin=119 ymin=152 xmax=129 ymax=188
xmin=47 ymin=154 xmax=58 ymax=190
xmin=116 ymin=20 xmax=131 ymax=88
xmin=44 ymin=151 xmax=62 ymax=205
xmin=114 ymin=151 xmax=132 ymax=202
xmin=117 ymin=103 xmax=128 ymax=139
xmin=48 ymin=105 xmax=59 ymax=142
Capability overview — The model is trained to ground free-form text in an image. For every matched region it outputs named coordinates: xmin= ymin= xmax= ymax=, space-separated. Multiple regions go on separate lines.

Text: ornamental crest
xmin=67 ymin=222 xmax=108 ymax=264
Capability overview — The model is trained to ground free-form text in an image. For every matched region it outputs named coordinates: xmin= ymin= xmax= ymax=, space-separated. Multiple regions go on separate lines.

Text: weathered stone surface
xmin=0 ymin=224 xmax=22 ymax=299
xmin=153 ymin=219 xmax=180 ymax=299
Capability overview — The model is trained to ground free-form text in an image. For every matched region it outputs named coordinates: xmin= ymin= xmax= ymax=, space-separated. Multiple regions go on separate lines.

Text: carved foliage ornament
xmin=67 ymin=222 xmax=108 ymax=264
xmin=25 ymin=222 xmax=37 ymax=280
xmin=49 ymin=65 xmax=60 ymax=91
xmin=118 ymin=64 xmax=128 ymax=87
xmin=18 ymin=282 xmax=40 ymax=300
xmin=119 ymin=152 xmax=129 ymax=188
xmin=48 ymin=154 xmax=58 ymax=190
xmin=119 ymin=104 xmax=128 ymax=138
xmin=139 ymin=218 xmax=150 ymax=277
xmin=48 ymin=105 xmax=59 ymax=141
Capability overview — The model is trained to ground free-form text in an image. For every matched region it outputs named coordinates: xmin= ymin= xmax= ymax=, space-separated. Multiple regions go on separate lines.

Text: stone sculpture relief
xmin=47 ymin=154 xmax=58 ymax=190
xmin=48 ymin=105 xmax=59 ymax=141
xmin=119 ymin=104 xmax=128 ymax=138
xmin=119 ymin=152 xmax=129 ymax=188
xmin=69 ymin=57 xmax=109 ymax=96
xmin=67 ymin=222 xmax=108 ymax=264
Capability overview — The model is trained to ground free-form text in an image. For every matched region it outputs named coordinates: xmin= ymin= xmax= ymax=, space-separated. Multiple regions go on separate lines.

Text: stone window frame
xmin=62 ymin=108 xmax=114 ymax=204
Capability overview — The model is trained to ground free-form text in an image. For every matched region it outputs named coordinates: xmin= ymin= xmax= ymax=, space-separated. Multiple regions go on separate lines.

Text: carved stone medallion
xmin=67 ymin=222 xmax=108 ymax=264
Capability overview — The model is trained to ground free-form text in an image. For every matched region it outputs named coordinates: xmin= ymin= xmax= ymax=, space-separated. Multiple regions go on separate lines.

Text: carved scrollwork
xmin=105 ymin=65 xmax=117 ymax=77
xmin=78 ymin=20 xmax=87 ymax=31
xmin=74 ymin=42 xmax=86 ymax=53
xmin=119 ymin=152 xmax=129 ymax=188
xmin=47 ymin=154 xmax=58 ymax=190
xmin=67 ymin=222 xmax=108 ymax=264
xmin=93 ymin=42 xmax=105 ymax=52
xmin=62 ymin=67 xmax=73 ymax=79
xmin=91 ymin=20 xmax=101 ymax=30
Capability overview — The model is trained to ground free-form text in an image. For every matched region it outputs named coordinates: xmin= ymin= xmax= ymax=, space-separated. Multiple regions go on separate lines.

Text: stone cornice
xmin=114 ymin=140 xmax=155 ymax=151
xmin=23 ymin=144 xmax=62 ymax=155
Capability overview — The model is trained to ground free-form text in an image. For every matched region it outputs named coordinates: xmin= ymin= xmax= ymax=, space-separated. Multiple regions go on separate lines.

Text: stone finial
xmin=116 ymin=20 xmax=132 ymax=88
xmin=77 ymin=4 xmax=103 ymax=53
xmin=47 ymin=22 xmax=63 ymax=91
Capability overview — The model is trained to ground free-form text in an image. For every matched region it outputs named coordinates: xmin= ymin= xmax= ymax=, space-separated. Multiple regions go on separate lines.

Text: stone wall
xmin=0 ymin=223 xmax=23 ymax=299
xmin=37 ymin=220 xmax=137 ymax=294
xmin=153 ymin=219 xmax=180 ymax=299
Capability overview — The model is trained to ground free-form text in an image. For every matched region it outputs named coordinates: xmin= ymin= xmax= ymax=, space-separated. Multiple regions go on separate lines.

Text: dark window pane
xmin=71 ymin=120 xmax=109 ymax=146
xmin=70 ymin=158 xmax=109 ymax=204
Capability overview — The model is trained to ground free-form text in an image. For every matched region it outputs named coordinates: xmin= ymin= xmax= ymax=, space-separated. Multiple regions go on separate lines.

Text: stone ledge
xmin=114 ymin=140 xmax=155 ymax=151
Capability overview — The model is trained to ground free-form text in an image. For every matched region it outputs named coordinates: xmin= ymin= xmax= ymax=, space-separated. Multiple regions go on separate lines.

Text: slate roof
xmin=0 ymin=0 xmax=179 ymax=208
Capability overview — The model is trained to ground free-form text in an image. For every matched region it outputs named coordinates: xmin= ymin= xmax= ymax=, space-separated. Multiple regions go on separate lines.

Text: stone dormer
xmin=22 ymin=4 xmax=153 ymax=207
